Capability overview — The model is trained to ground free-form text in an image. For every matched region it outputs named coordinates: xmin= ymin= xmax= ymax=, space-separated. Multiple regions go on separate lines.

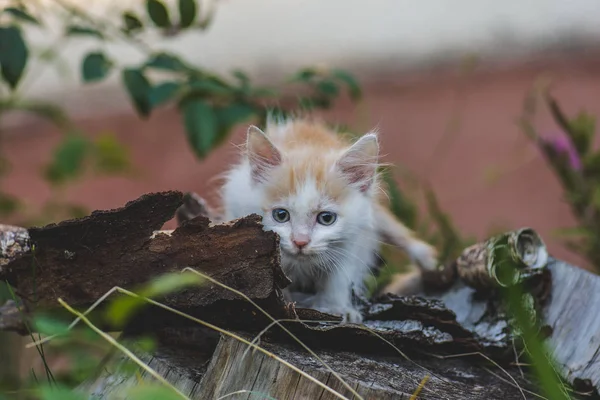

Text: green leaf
xmin=149 ymin=81 xmax=182 ymax=107
xmin=592 ymin=185 xmax=600 ymax=209
xmin=132 ymin=336 xmax=156 ymax=353
xmin=216 ymin=103 xmax=256 ymax=131
xmin=93 ymin=132 xmax=131 ymax=174
xmin=382 ymin=169 xmax=417 ymax=229
xmin=4 ymin=7 xmax=40 ymax=25
xmin=144 ymin=52 xmax=188 ymax=72
xmin=178 ymin=0 xmax=197 ymax=28
xmin=316 ymin=79 xmax=339 ymax=96
xmin=122 ymin=68 xmax=152 ymax=117
xmin=146 ymin=0 xmax=171 ymax=28
xmin=249 ymin=87 xmax=277 ymax=98
xmin=44 ymin=133 xmax=90 ymax=184
xmin=331 ymin=68 xmax=362 ymax=100
xmin=38 ymin=384 xmax=87 ymax=400
xmin=583 ymin=152 xmax=600 ymax=177
xmin=106 ymin=272 xmax=203 ymax=327
xmin=126 ymin=383 xmax=182 ymax=400
xmin=33 ymin=315 xmax=70 ymax=337
xmin=142 ymin=272 xmax=203 ymax=298
xmin=181 ymin=99 xmax=218 ymax=158
xmin=289 ymin=67 xmax=317 ymax=83
xmin=0 ymin=192 xmax=19 ymax=216
xmin=65 ymin=25 xmax=104 ymax=39
xmin=81 ymin=51 xmax=112 ymax=83
xmin=214 ymin=103 xmax=256 ymax=146
xmin=424 ymin=188 xmax=463 ymax=263
xmin=106 ymin=295 xmax=144 ymax=328
xmin=0 ymin=192 xmax=19 ymax=217
xmin=122 ymin=11 xmax=144 ymax=33
xmin=232 ymin=70 xmax=249 ymax=86
xmin=187 ymin=78 xmax=231 ymax=96
xmin=568 ymin=111 xmax=596 ymax=155
xmin=0 ymin=26 xmax=29 ymax=90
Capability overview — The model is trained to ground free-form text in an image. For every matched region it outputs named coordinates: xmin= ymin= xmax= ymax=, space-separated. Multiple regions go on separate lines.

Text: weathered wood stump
xmin=0 ymin=191 xmax=599 ymax=399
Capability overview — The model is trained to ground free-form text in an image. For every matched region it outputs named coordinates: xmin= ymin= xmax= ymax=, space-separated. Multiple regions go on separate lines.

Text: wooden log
xmin=541 ymin=259 xmax=600 ymax=394
xmin=84 ymin=332 xmax=534 ymax=400
xmin=0 ymin=191 xmax=289 ymax=331
xmin=416 ymin=257 xmax=600 ymax=395
xmin=3 ymin=192 xmax=600 ymax=397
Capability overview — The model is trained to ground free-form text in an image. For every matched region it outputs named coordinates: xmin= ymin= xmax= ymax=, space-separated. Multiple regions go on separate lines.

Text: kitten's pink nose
xmin=292 ymin=237 xmax=310 ymax=250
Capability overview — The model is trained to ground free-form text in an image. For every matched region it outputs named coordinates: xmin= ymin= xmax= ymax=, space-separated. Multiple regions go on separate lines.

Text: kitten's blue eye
xmin=317 ymin=211 xmax=337 ymax=226
xmin=272 ymin=208 xmax=290 ymax=223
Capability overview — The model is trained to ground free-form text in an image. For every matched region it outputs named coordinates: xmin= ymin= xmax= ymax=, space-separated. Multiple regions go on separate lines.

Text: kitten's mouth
xmin=282 ymin=247 xmax=314 ymax=258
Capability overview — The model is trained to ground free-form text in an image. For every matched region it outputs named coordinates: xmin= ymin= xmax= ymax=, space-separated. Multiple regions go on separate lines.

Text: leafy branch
xmin=0 ymin=0 xmax=361 ymax=224
xmin=519 ymin=84 xmax=600 ymax=273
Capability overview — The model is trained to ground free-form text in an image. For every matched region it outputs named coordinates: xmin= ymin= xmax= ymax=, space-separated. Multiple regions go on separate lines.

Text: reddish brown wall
xmin=4 ymin=55 xmax=600 ymax=270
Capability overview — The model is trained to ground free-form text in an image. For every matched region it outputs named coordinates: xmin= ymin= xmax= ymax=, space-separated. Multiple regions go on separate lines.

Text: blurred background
xmin=2 ymin=0 xmax=600 ymax=392
xmin=3 ymin=0 xmax=600 ymax=269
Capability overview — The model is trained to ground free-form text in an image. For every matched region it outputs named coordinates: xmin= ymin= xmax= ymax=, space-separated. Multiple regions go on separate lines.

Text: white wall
xmin=4 ymin=0 xmax=600 ymax=120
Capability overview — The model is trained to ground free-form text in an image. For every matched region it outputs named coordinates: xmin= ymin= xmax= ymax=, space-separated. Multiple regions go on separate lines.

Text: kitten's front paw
xmin=409 ymin=240 xmax=439 ymax=271
xmin=312 ymin=303 xmax=363 ymax=324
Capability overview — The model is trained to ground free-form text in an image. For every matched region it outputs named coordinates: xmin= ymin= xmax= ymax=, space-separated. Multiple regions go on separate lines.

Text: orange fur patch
xmin=262 ymin=120 xmax=355 ymax=203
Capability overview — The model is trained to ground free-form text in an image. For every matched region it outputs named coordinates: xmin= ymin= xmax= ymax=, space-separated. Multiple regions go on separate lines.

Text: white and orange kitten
xmin=220 ymin=119 xmax=437 ymax=323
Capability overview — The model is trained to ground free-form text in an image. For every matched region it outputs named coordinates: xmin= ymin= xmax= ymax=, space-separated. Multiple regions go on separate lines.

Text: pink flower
xmin=539 ymin=133 xmax=582 ymax=171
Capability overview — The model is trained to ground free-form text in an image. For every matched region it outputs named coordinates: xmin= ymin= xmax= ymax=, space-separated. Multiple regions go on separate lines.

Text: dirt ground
xmin=3 ymin=53 xmax=600 ymax=271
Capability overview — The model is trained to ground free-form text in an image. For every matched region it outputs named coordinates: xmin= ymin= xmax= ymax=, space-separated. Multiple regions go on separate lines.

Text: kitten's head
xmin=245 ymin=124 xmax=380 ymax=260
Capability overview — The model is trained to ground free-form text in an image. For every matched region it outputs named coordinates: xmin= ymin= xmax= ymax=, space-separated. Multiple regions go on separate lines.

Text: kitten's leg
xmin=311 ymin=272 xmax=362 ymax=323
xmin=374 ymin=203 xmax=439 ymax=271
xmin=310 ymin=255 xmax=365 ymax=323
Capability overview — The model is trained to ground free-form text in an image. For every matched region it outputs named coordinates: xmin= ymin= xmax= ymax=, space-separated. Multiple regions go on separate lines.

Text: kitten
xmin=220 ymin=118 xmax=437 ymax=323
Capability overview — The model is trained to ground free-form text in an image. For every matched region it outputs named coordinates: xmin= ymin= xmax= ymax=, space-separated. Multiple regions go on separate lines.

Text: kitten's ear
xmin=338 ymin=133 xmax=379 ymax=192
xmin=246 ymin=125 xmax=282 ymax=182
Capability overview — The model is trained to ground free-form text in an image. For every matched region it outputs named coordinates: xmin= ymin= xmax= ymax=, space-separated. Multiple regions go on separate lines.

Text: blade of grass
xmin=6 ymin=283 xmax=55 ymax=384
xmin=58 ymin=298 xmax=191 ymax=400
xmin=409 ymin=375 xmax=430 ymax=400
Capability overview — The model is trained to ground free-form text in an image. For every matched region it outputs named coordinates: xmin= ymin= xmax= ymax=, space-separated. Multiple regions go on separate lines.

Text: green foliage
xmin=38 ymin=384 xmax=87 ymax=400
xmin=33 ymin=315 xmax=71 ymax=337
xmin=65 ymin=25 xmax=104 ymax=39
xmin=3 ymin=7 xmax=40 ymax=25
xmin=122 ymin=68 xmax=152 ymax=117
xmin=81 ymin=51 xmax=113 ymax=83
xmin=126 ymin=383 xmax=183 ymax=400
xmin=289 ymin=66 xmax=363 ymax=108
xmin=181 ymin=99 xmax=219 ymax=158
xmin=381 ymin=168 xmax=417 ymax=229
xmin=146 ymin=0 xmax=172 ymax=28
xmin=44 ymin=133 xmax=91 ymax=185
xmin=106 ymin=272 xmax=204 ymax=327
xmin=0 ymin=25 xmax=29 ymax=90
xmin=521 ymin=92 xmax=600 ymax=273
xmin=93 ymin=132 xmax=131 ymax=174
xmin=499 ymin=268 xmax=571 ymax=399
xmin=145 ymin=52 xmax=189 ymax=72
xmin=0 ymin=192 xmax=19 ymax=216
xmin=122 ymin=11 xmax=144 ymax=33
xmin=0 ymin=0 xmax=359 ymax=230
xmin=367 ymin=166 xmax=474 ymax=295
xmin=149 ymin=81 xmax=183 ymax=107
xmin=178 ymin=0 xmax=197 ymax=29
xmin=331 ymin=69 xmax=362 ymax=100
